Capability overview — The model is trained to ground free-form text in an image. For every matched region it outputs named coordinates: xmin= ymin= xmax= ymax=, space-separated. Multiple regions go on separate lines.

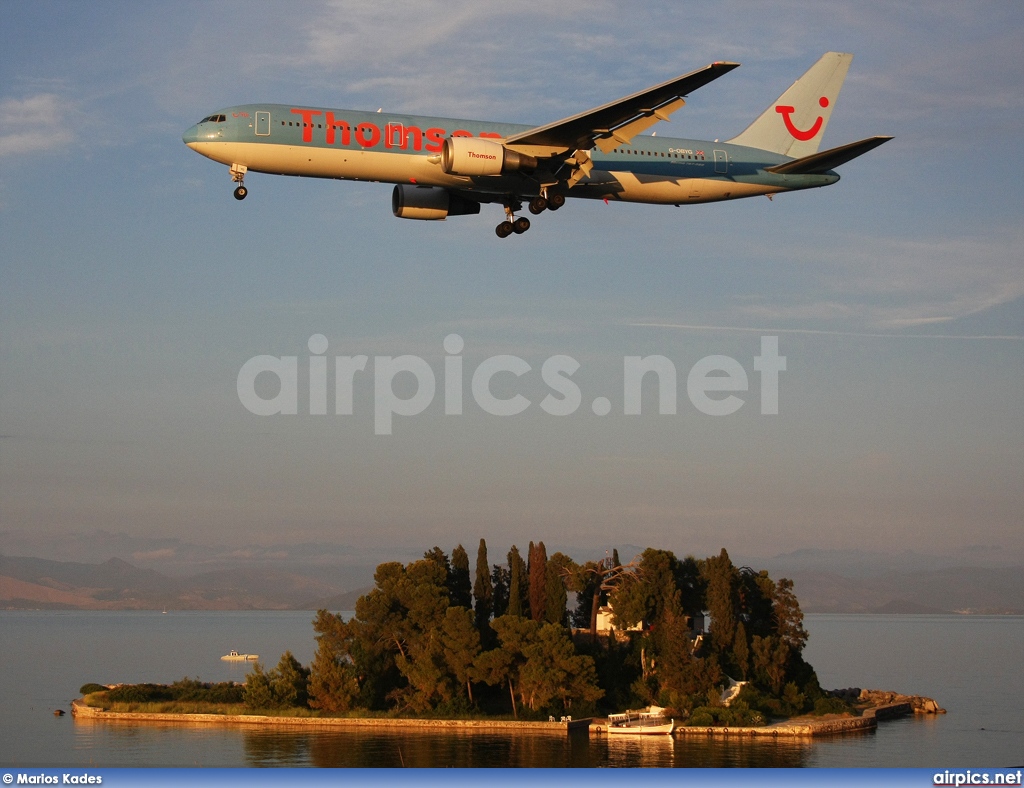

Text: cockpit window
xmin=199 ymin=114 xmax=227 ymax=123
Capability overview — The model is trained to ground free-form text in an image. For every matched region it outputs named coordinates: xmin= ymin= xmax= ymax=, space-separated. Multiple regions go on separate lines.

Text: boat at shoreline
xmin=606 ymin=706 xmax=675 ymax=735
xmin=220 ymin=650 xmax=259 ymax=661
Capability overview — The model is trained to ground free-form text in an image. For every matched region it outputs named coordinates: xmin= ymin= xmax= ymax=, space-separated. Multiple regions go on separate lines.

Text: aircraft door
xmin=386 ymin=122 xmax=404 ymax=148
xmin=714 ymin=149 xmax=728 ymax=174
xmin=255 ymin=111 xmax=271 ymax=136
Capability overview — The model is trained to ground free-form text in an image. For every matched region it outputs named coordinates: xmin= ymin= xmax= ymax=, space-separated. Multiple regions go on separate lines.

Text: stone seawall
xmin=73 ymin=689 xmax=937 ymax=740
xmin=71 ymin=700 xmax=590 ymax=733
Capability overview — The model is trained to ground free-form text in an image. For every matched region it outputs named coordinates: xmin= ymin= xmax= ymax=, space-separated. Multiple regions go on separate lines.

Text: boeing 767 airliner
xmin=182 ymin=52 xmax=890 ymax=237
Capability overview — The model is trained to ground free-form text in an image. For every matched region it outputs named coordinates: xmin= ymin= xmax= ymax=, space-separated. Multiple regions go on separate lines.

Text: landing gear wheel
xmin=513 ymin=216 xmax=531 ymax=234
xmin=547 ymin=192 xmax=565 ymax=210
xmin=233 ymin=185 xmax=248 ymax=201
xmin=528 ymin=196 xmax=548 ymax=215
xmin=496 ymin=221 xmax=514 ymax=238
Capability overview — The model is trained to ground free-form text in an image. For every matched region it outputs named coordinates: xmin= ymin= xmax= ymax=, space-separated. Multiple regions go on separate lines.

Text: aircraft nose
xmin=182 ymin=123 xmax=200 ymax=149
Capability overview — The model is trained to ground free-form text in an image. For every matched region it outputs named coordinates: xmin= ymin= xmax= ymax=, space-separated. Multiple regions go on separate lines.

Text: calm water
xmin=0 ymin=611 xmax=1020 ymax=767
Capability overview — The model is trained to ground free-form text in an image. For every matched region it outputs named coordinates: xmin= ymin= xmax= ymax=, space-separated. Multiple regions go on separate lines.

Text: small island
xmin=73 ymin=542 xmax=943 ymax=736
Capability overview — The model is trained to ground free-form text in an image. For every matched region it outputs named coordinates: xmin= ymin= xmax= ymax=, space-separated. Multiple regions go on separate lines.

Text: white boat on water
xmin=606 ymin=706 xmax=675 ymax=735
xmin=220 ymin=650 xmax=259 ymax=661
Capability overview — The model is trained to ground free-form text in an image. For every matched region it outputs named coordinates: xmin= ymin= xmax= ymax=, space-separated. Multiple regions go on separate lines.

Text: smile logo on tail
xmin=776 ymin=96 xmax=829 ymax=141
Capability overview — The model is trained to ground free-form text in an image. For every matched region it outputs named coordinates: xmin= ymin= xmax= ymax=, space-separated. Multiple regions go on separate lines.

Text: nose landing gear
xmin=230 ymin=163 xmax=248 ymax=201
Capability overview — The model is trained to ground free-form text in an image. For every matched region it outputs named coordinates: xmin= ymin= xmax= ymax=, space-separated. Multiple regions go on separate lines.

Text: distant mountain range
xmin=2 ymin=534 xmax=1021 ymax=613
xmin=0 ymin=555 xmax=345 ymax=610
xmin=783 ymin=567 xmax=1023 ymax=614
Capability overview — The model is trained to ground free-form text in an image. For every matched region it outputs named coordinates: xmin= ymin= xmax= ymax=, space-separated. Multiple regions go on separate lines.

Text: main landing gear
xmin=495 ymin=191 xmax=565 ymax=238
xmin=496 ymin=216 xmax=531 ymax=238
xmin=528 ymin=191 xmax=565 ymax=215
xmin=495 ymin=201 xmax=530 ymax=238
xmin=230 ymin=163 xmax=248 ymax=201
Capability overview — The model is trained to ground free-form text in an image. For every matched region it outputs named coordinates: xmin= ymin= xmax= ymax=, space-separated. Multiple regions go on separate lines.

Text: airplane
xmin=182 ymin=52 xmax=891 ymax=238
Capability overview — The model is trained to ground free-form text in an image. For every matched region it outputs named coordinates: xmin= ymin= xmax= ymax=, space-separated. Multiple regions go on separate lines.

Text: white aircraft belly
xmin=600 ymin=170 xmax=780 ymax=204
xmin=188 ymin=141 xmax=459 ymax=186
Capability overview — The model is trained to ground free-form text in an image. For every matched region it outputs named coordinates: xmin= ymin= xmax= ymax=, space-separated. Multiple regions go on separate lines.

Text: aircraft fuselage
xmin=182 ymin=104 xmax=838 ymax=206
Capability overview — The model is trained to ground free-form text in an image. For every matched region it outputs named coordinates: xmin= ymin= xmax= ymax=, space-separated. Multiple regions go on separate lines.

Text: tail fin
xmin=727 ymin=52 xmax=852 ymax=157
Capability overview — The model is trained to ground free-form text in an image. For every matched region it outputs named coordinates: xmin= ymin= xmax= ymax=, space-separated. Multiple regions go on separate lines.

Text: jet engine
xmin=391 ymin=185 xmax=481 ymax=221
xmin=441 ymin=137 xmax=538 ymax=176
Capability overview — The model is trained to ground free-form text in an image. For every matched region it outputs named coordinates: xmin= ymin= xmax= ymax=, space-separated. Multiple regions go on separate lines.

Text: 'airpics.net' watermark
xmin=237 ymin=334 xmax=786 ymax=435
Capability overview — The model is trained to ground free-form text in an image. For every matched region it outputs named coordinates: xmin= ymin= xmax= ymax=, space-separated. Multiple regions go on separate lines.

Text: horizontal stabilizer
xmin=765 ymin=136 xmax=893 ymax=174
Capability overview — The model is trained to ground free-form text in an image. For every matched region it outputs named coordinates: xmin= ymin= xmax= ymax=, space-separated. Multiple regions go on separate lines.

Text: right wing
xmin=503 ymin=61 xmax=740 ymax=157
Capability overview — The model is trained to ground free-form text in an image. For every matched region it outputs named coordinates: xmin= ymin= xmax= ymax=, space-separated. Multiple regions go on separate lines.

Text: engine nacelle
xmin=391 ymin=185 xmax=481 ymax=221
xmin=441 ymin=137 xmax=538 ymax=176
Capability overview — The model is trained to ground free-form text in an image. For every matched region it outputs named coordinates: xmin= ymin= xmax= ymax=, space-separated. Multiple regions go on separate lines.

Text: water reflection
xmin=604 ymin=734 xmax=678 ymax=767
xmin=663 ymin=735 xmax=813 ymax=768
xmin=243 ymin=729 xmax=311 ymax=766
xmin=236 ymin=726 xmax=815 ymax=768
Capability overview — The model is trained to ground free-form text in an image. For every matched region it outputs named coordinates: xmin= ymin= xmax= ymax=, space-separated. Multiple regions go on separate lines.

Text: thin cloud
xmin=0 ymin=94 xmax=74 ymax=157
xmin=629 ymin=322 xmax=1023 ymax=341
xmin=722 ymin=226 xmax=1024 ymax=330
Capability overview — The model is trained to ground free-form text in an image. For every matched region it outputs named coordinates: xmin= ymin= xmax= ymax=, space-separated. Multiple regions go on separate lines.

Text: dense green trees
xmin=308 ymin=610 xmax=359 ymax=713
xmin=474 ymin=615 xmax=603 ymax=716
xmin=106 ymin=678 xmax=244 ymax=705
xmin=243 ymin=652 xmax=309 ymax=710
xmin=248 ymin=541 xmax=819 ymax=723
xmin=595 ymin=546 xmax=819 ymax=718
xmin=300 ymin=546 xmax=604 ymax=719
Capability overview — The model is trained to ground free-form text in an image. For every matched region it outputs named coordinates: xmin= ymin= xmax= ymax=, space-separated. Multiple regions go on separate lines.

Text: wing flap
xmin=765 ymin=136 xmax=893 ymax=174
xmin=592 ymin=97 xmax=687 ymax=153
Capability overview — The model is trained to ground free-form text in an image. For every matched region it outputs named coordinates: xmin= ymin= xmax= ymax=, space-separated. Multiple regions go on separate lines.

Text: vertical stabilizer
xmin=727 ymin=52 xmax=852 ymax=157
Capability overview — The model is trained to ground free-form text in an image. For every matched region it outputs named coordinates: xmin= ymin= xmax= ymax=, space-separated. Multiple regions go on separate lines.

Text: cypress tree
xmin=507 ymin=545 xmax=527 ymax=617
xmin=473 ymin=538 xmax=493 ymax=629
xmin=545 ymin=560 xmax=567 ymax=625
xmin=491 ymin=563 xmax=510 ymax=618
xmin=702 ymin=548 xmax=739 ymax=656
xmin=528 ymin=541 xmax=548 ymax=621
xmin=450 ymin=544 xmax=472 ymax=608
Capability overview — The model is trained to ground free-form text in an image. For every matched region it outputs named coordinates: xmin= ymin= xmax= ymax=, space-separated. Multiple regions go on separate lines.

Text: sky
xmin=0 ymin=1 xmax=1021 ymax=565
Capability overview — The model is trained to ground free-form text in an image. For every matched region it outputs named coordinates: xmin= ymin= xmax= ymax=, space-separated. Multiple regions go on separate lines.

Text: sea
xmin=0 ymin=611 xmax=1021 ymax=768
